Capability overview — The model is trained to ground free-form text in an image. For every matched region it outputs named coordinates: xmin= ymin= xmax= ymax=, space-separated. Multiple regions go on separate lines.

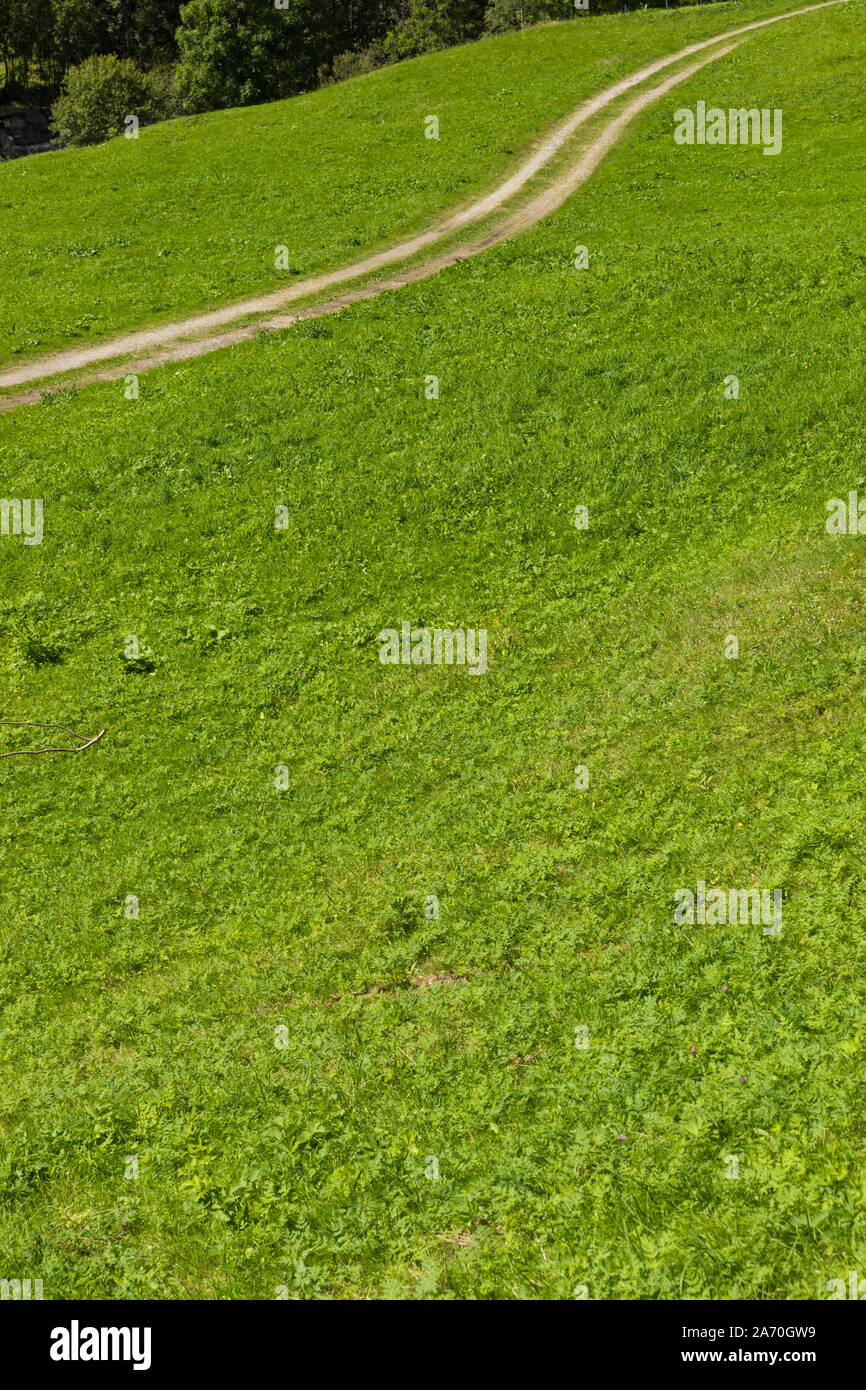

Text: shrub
xmin=382 ymin=1 xmax=486 ymax=62
xmin=484 ymin=0 xmax=574 ymax=34
xmin=383 ymin=2 xmax=447 ymax=61
xmin=321 ymin=41 xmax=387 ymax=86
xmin=50 ymin=55 xmax=157 ymax=147
xmin=146 ymin=64 xmax=185 ymax=121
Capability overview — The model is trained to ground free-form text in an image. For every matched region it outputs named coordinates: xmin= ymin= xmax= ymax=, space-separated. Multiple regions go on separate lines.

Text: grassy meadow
xmin=1 ymin=0 xmax=865 ymax=1299
xmin=0 ymin=0 xmax=835 ymax=366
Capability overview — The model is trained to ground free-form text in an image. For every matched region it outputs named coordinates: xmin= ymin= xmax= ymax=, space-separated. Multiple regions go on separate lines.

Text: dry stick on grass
xmin=0 ymin=720 xmax=107 ymax=758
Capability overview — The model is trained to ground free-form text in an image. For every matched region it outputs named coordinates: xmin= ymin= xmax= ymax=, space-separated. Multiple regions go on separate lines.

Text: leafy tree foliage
xmin=49 ymin=51 xmax=155 ymax=143
xmin=4 ymin=0 xmax=715 ymax=110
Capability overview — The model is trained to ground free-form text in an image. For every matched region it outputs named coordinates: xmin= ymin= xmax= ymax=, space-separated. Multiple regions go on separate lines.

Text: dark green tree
xmin=175 ymin=0 xmax=324 ymax=109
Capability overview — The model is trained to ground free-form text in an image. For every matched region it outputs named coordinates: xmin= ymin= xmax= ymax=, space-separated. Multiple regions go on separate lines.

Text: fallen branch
xmin=0 ymin=721 xmax=107 ymax=758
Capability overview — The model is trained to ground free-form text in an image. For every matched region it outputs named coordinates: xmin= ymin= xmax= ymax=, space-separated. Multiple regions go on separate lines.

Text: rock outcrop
xmin=0 ymin=106 xmax=58 ymax=159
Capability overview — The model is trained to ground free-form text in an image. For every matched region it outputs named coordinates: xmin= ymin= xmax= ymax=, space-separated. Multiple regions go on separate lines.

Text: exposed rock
xmin=0 ymin=106 xmax=57 ymax=159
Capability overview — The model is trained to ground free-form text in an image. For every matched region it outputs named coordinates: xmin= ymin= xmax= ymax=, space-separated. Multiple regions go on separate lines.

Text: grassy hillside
xmin=1 ymin=0 xmax=865 ymax=1299
xmin=0 ymin=0 xmax=834 ymax=367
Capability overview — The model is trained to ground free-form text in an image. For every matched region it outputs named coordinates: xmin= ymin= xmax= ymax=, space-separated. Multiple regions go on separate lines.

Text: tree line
xmin=2 ymin=1 xmax=712 ymax=113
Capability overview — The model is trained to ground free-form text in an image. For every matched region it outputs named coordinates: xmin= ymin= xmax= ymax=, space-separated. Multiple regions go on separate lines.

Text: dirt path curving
xmin=0 ymin=0 xmax=849 ymax=410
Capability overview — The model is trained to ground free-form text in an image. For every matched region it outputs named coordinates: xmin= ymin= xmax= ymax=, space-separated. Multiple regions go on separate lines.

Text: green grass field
xmin=1 ymin=0 xmax=865 ymax=1300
